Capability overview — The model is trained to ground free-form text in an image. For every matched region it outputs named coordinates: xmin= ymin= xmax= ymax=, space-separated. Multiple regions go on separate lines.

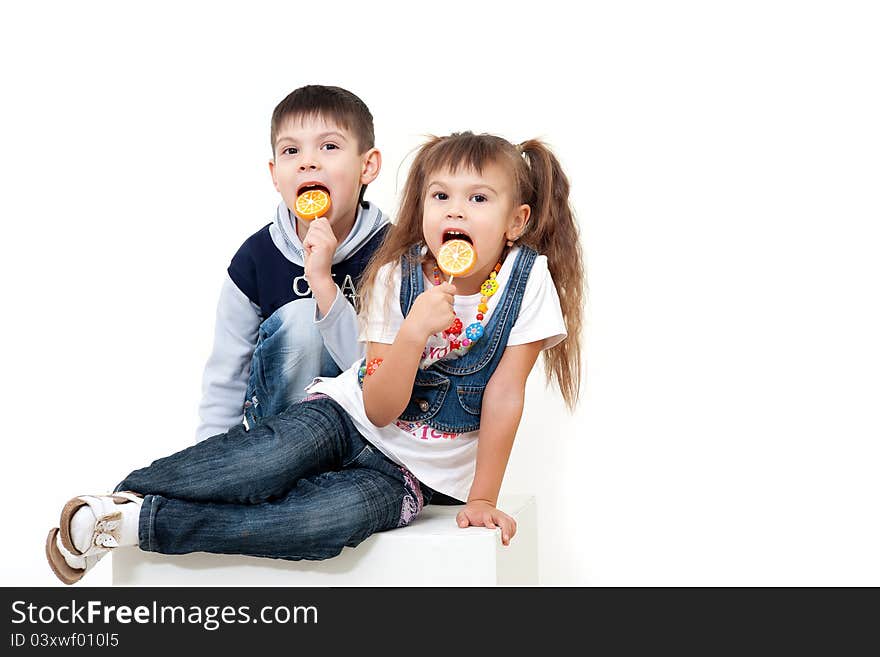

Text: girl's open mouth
xmin=442 ymin=229 xmax=472 ymax=245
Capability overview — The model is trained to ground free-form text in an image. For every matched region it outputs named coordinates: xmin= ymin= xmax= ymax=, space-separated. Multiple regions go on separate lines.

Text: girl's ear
xmin=507 ymin=204 xmax=531 ymax=241
xmin=360 ymin=148 xmax=382 ymax=185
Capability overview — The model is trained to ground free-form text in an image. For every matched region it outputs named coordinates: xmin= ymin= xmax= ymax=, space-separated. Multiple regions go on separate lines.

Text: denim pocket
xmin=456 ymin=385 xmax=485 ymax=416
xmin=398 ymin=371 xmax=450 ymax=422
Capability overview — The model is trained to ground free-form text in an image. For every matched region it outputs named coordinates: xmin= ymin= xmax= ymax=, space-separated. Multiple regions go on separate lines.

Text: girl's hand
xmin=404 ymin=282 xmax=457 ymax=339
xmin=456 ymin=500 xmax=517 ymax=546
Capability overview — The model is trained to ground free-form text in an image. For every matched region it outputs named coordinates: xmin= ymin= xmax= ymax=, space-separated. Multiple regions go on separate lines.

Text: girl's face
xmin=422 ymin=161 xmax=530 ymax=287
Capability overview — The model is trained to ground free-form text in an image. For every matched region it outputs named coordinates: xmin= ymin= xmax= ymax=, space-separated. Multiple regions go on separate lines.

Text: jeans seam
xmin=304 ymin=397 xmax=358 ymax=467
xmin=147 ymin=495 xmax=158 ymax=552
xmin=341 ymin=444 xmax=371 ymax=468
xmin=349 ymin=474 xmax=386 ymax=534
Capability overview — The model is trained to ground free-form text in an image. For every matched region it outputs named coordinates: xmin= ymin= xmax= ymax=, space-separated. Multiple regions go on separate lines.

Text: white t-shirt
xmin=307 ymin=247 xmax=566 ymax=501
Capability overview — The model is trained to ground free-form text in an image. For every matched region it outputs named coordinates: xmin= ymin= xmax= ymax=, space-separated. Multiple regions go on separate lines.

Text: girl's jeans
xmin=115 ymin=396 xmax=432 ymax=561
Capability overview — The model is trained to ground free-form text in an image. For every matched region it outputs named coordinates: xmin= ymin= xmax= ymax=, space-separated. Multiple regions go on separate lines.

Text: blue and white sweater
xmin=195 ymin=201 xmax=389 ymax=441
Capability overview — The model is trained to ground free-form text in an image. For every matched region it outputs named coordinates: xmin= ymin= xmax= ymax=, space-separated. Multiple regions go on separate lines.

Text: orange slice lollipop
xmin=295 ymin=188 xmax=331 ymax=221
xmin=437 ymin=239 xmax=477 ymax=278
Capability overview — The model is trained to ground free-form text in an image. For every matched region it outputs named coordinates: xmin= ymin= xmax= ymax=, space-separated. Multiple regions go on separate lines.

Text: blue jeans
xmin=243 ymin=302 xmax=342 ymax=427
xmin=115 ymin=396 xmax=433 ymax=561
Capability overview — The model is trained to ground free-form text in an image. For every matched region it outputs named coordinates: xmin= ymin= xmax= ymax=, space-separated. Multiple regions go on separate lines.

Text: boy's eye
xmin=321 ymin=143 xmax=338 ymax=151
xmin=282 ymin=147 xmax=298 ymax=155
xmin=432 ymin=192 xmax=449 ymax=201
xmin=470 ymin=194 xmax=488 ymax=203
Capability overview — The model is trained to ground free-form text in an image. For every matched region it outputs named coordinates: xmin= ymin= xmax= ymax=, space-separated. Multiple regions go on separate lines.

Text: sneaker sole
xmin=45 ymin=527 xmax=85 ymax=586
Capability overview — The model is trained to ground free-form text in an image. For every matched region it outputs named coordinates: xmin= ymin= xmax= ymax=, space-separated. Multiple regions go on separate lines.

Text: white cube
xmin=112 ymin=495 xmax=537 ymax=586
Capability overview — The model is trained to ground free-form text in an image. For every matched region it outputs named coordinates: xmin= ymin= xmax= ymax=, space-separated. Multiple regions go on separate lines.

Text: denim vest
xmin=396 ymin=244 xmax=538 ymax=433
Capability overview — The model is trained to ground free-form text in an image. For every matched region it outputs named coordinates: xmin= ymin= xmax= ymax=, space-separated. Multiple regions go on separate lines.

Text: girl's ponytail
xmin=518 ymin=140 xmax=584 ymax=410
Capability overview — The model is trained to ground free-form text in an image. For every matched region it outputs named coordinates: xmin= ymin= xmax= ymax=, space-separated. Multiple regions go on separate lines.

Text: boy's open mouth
xmin=442 ymin=229 xmax=473 ymax=245
xmin=296 ymin=182 xmax=330 ymax=196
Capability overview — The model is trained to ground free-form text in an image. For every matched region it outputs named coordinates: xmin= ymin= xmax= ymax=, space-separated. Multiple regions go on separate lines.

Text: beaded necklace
xmin=431 ymin=258 xmax=503 ymax=352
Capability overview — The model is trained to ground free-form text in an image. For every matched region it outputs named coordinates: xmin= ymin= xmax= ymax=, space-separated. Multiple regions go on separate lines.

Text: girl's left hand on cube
xmin=456 ymin=500 xmax=517 ymax=546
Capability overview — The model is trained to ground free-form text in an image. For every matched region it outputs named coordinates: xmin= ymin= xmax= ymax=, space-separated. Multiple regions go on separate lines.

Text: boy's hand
xmin=456 ymin=500 xmax=517 ymax=546
xmin=302 ymin=217 xmax=337 ymax=284
xmin=404 ymin=282 xmax=457 ymax=340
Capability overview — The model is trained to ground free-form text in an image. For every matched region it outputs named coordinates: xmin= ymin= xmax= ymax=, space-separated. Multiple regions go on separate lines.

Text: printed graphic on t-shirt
xmin=395 ymin=419 xmax=462 ymax=441
xmin=420 ymin=332 xmax=468 ymax=369
xmin=291 ymin=272 xmax=358 ymax=304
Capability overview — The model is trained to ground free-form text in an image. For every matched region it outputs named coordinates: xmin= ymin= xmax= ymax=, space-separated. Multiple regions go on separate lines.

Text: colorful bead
xmin=357 ymin=365 xmax=367 ymax=387
xmin=465 ymin=322 xmax=484 ymax=341
xmin=429 ymin=256 xmax=503 ymax=355
xmin=445 ymin=318 xmax=463 ymax=336
xmin=480 ymin=279 xmax=499 ymax=297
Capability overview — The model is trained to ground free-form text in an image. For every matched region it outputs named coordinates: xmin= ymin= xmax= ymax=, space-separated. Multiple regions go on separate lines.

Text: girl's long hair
xmin=358 ymin=132 xmax=585 ymax=409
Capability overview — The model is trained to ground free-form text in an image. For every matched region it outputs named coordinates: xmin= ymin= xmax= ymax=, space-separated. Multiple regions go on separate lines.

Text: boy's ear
xmin=268 ymin=159 xmax=281 ymax=192
xmin=507 ymin=204 xmax=531 ymax=241
xmin=360 ymin=148 xmax=382 ymax=185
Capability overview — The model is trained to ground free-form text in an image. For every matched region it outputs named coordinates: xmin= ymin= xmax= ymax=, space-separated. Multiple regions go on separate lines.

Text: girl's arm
xmin=362 ymin=282 xmax=456 ymax=427
xmin=457 ymin=340 xmax=543 ymax=545
xmin=362 ymin=332 xmax=426 ymax=426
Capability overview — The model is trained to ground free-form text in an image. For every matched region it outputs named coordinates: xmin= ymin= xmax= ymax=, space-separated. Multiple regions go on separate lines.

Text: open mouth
xmin=442 ymin=229 xmax=473 ymax=245
xmin=296 ymin=182 xmax=330 ymax=196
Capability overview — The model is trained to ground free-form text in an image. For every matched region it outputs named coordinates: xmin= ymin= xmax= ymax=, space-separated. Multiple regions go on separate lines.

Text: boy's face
xmin=422 ymin=161 xmax=530 ymax=287
xmin=269 ymin=115 xmax=380 ymax=240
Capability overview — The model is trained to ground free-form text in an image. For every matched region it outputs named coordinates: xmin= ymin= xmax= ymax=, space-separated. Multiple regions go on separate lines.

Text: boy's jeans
xmin=116 ymin=397 xmax=432 ymax=561
xmin=243 ymin=302 xmax=342 ymax=427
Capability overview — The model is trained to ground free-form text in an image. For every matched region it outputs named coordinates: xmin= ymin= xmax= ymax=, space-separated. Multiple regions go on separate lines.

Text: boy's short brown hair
xmin=270 ymin=85 xmax=375 ymax=155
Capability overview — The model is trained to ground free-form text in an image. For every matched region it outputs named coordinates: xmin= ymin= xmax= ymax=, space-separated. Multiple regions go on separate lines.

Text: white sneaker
xmin=59 ymin=492 xmax=142 ymax=555
xmin=46 ymin=491 xmax=142 ymax=585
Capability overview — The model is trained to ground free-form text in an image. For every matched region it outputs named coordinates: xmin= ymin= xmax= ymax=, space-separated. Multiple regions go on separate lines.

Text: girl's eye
xmin=432 ymin=192 xmax=448 ymax=200
xmin=470 ymin=194 xmax=488 ymax=203
xmin=321 ymin=143 xmax=338 ymax=151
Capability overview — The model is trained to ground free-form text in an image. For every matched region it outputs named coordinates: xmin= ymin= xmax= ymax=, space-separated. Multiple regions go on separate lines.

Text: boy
xmin=196 ymin=85 xmax=387 ymax=441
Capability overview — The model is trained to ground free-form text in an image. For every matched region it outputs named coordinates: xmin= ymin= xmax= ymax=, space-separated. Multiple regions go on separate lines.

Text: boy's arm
xmin=302 ymin=217 xmax=337 ymax=317
xmin=457 ymin=340 xmax=543 ymax=545
xmin=195 ymin=276 xmax=261 ymax=441
xmin=302 ymin=216 xmax=363 ymax=369
xmin=314 ymin=288 xmax=364 ymax=370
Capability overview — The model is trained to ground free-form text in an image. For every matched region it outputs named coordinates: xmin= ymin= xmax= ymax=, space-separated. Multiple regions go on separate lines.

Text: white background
xmin=1 ymin=1 xmax=878 ymax=586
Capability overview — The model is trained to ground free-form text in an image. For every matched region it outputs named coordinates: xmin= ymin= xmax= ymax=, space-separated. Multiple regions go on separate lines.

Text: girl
xmin=45 ymin=132 xmax=584 ymax=584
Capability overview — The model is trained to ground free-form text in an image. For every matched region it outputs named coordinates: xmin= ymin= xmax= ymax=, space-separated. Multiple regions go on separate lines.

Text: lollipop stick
xmin=448 ymin=275 xmax=454 ymax=285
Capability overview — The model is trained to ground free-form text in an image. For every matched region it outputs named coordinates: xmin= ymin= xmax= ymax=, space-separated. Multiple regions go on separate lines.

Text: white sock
xmin=70 ymin=498 xmax=142 ymax=553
